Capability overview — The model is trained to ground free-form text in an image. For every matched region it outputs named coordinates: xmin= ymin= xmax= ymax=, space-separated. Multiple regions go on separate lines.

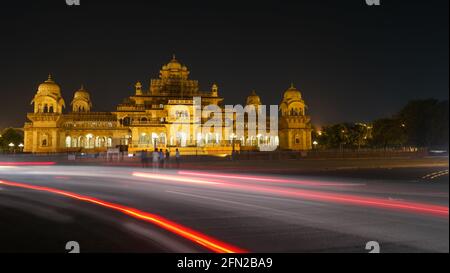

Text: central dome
xmin=159 ymin=55 xmax=190 ymax=81
xmin=167 ymin=56 xmax=182 ymax=70
xmin=37 ymin=75 xmax=61 ymax=96
xmin=164 ymin=55 xmax=187 ymax=71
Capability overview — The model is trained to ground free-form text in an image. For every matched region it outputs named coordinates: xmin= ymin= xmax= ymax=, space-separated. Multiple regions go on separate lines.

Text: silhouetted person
xmin=165 ymin=149 xmax=170 ymax=168
xmin=152 ymin=148 xmax=159 ymax=171
xmin=175 ymin=148 xmax=181 ymax=168
xmin=159 ymin=148 xmax=164 ymax=168
xmin=141 ymin=149 xmax=148 ymax=168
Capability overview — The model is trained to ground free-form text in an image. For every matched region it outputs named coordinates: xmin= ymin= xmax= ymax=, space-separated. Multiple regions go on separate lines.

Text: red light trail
xmin=177 ymin=171 xmax=448 ymax=217
xmin=227 ymin=184 xmax=449 ymax=217
xmin=0 ymin=180 xmax=247 ymax=253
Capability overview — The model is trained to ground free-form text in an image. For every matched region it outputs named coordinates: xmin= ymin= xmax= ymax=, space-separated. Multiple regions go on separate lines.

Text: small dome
xmin=73 ymin=85 xmax=90 ymax=100
xmin=246 ymin=90 xmax=262 ymax=105
xmin=37 ymin=74 xmax=61 ymax=96
xmin=283 ymin=83 xmax=302 ymax=100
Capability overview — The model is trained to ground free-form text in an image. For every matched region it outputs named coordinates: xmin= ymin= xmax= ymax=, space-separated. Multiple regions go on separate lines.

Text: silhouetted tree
xmin=318 ymin=123 xmax=371 ymax=149
xmin=370 ymin=118 xmax=407 ymax=148
xmin=0 ymin=128 xmax=24 ymax=152
xmin=398 ymin=99 xmax=449 ymax=148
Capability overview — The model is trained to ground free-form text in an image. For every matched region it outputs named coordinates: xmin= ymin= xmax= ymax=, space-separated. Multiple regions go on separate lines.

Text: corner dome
xmin=283 ymin=83 xmax=302 ymax=100
xmin=37 ymin=74 xmax=61 ymax=96
xmin=73 ymin=85 xmax=90 ymax=101
xmin=246 ymin=90 xmax=262 ymax=105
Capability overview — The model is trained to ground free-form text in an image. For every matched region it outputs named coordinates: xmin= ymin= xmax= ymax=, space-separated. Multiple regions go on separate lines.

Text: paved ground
xmin=0 ymin=156 xmax=448 ymax=253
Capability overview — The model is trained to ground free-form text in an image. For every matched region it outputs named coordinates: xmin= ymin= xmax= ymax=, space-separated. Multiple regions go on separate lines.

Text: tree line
xmin=314 ymin=99 xmax=449 ymax=150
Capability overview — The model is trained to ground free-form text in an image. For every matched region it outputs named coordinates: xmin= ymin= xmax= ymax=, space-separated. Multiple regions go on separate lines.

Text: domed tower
xmin=159 ymin=54 xmax=190 ymax=81
xmin=25 ymin=74 xmax=66 ymax=153
xmin=31 ymin=74 xmax=65 ymax=113
xmin=278 ymin=83 xmax=312 ymax=151
xmin=71 ymin=85 xmax=92 ymax=112
xmin=135 ymin=81 xmax=143 ymax=95
xmin=211 ymin=83 xmax=219 ymax=97
xmin=246 ymin=90 xmax=262 ymax=107
xmin=280 ymin=83 xmax=305 ymax=116
xmin=150 ymin=55 xmax=199 ymax=96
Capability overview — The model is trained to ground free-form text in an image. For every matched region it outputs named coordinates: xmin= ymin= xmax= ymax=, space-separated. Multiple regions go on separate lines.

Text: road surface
xmin=0 ymin=162 xmax=448 ymax=253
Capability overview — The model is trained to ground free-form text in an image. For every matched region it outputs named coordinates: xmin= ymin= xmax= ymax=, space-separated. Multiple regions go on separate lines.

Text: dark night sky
xmin=0 ymin=0 xmax=448 ymax=128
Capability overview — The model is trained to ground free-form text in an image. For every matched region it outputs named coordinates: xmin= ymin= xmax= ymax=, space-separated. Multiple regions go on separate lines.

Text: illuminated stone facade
xmin=23 ymin=57 xmax=312 ymax=154
xmin=279 ymin=84 xmax=313 ymax=150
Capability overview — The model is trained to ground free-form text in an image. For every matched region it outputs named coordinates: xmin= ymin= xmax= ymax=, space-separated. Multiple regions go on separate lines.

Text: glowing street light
xmin=18 ymin=143 xmax=24 ymax=148
xmin=8 ymin=142 xmax=16 ymax=153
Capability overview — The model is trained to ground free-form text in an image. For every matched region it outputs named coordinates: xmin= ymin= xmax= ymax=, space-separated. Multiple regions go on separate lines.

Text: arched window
xmin=123 ymin=117 xmax=131 ymax=126
xmin=95 ymin=136 xmax=106 ymax=147
xmin=49 ymin=106 xmax=54 ymax=113
xmin=65 ymin=136 xmax=71 ymax=148
xmin=176 ymin=132 xmax=187 ymax=147
xmin=86 ymin=134 xmax=94 ymax=148
xmin=139 ymin=133 xmax=148 ymax=144
xmin=79 ymin=136 xmax=86 ymax=148
xmin=152 ymin=133 xmax=158 ymax=145
xmin=43 ymin=104 xmax=48 ymax=113
xmin=41 ymin=134 xmax=49 ymax=146
xmin=159 ymin=133 xmax=166 ymax=145
xmin=71 ymin=137 xmax=78 ymax=147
